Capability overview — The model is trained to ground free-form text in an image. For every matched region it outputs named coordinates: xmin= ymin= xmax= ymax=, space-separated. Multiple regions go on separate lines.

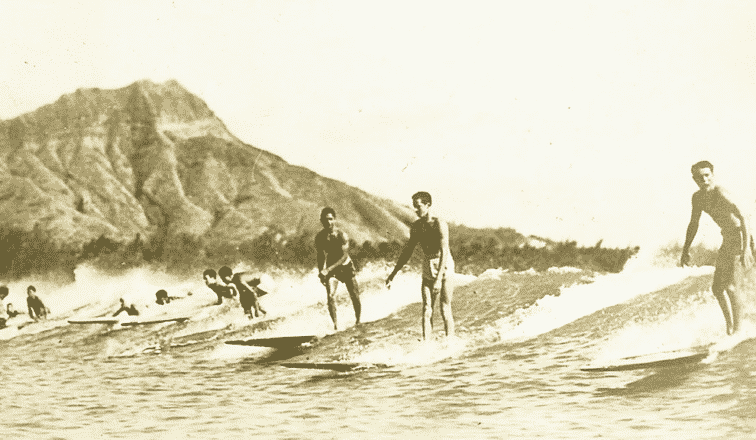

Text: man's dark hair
xmin=218 ymin=266 xmax=233 ymax=278
xmin=691 ymin=161 xmax=714 ymax=174
xmin=27 ymin=285 xmax=36 ymax=293
xmin=0 ymin=286 xmax=8 ymax=296
xmin=155 ymin=289 xmax=168 ymax=299
xmin=320 ymin=207 xmax=336 ymax=220
xmin=203 ymin=269 xmax=216 ymax=278
xmin=411 ymin=191 xmax=432 ymax=206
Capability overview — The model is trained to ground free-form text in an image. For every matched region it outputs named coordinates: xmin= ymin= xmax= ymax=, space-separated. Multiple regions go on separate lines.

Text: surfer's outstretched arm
xmin=681 ymin=195 xmax=702 ymax=266
xmin=386 ymin=233 xmax=418 ymax=287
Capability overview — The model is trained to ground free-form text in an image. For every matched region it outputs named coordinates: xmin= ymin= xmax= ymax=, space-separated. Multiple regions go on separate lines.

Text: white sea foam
xmin=491 ymin=265 xmax=714 ymax=342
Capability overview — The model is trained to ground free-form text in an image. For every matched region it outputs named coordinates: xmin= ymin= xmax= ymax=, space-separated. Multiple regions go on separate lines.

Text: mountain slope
xmin=0 ymin=80 xmax=414 ymax=252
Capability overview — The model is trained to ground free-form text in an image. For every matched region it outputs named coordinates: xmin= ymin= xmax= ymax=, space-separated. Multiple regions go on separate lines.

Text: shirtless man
xmin=0 ymin=286 xmax=9 ymax=329
xmin=681 ymin=161 xmax=754 ymax=335
xmin=218 ymin=266 xmax=267 ymax=319
xmin=203 ymin=269 xmax=237 ymax=305
xmin=386 ymin=192 xmax=455 ymax=340
xmin=315 ymin=207 xmax=361 ymax=330
xmin=113 ymin=298 xmax=139 ymax=317
xmin=26 ymin=285 xmax=49 ymax=321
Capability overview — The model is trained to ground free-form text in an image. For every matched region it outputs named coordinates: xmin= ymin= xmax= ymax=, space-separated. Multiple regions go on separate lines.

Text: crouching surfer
xmin=218 ymin=266 xmax=268 ymax=319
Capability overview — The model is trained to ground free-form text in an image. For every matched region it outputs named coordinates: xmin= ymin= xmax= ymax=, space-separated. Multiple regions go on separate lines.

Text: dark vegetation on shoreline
xmin=0 ymin=223 xmax=640 ymax=281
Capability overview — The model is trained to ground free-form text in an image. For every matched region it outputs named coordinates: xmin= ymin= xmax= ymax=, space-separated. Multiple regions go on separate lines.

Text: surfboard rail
xmin=581 ymin=346 xmax=712 ymax=372
xmin=120 ymin=317 xmax=190 ymax=326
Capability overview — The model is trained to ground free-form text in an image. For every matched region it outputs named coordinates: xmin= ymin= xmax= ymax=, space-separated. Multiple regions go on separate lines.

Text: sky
xmin=2 ymin=1 xmax=756 ymax=249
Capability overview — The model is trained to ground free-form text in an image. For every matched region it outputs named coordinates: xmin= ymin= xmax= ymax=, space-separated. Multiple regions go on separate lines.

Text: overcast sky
xmin=2 ymin=1 xmax=755 ymax=248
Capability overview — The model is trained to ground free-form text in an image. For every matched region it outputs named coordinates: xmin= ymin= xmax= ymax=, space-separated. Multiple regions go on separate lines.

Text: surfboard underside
xmin=581 ymin=347 xmax=711 ymax=372
xmin=68 ymin=319 xmax=120 ymax=325
xmin=120 ymin=317 xmax=190 ymax=326
xmin=225 ymin=335 xmax=317 ymax=348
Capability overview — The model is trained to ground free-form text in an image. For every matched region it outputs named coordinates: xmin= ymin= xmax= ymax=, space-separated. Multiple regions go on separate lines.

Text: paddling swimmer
xmin=6 ymin=303 xmax=21 ymax=318
xmin=112 ymin=298 xmax=139 ymax=317
xmin=218 ymin=266 xmax=267 ymax=319
xmin=26 ymin=285 xmax=49 ymax=321
xmin=681 ymin=161 xmax=754 ymax=335
xmin=386 ymin=192 xmax=456 ymax=340
xmin=203 ymin=268 xmax=237 ymax=305
xmin=315 ymin=207 xmax=362 ymax=330
xmin=155 ymin=289 xmax=184 ymax=305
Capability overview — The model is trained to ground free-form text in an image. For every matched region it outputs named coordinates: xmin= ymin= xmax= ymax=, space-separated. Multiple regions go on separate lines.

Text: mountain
xmin=0 ymin=80 xmax=415 ymax=253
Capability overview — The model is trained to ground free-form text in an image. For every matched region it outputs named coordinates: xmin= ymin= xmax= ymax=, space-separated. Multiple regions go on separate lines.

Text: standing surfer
xmin=681 ymin=161 xmax=754 ymax=335
xmin=315 ymin=207 xmax=361 ymax=330
xmin=386 ymin=192 xmax=456 ymax=340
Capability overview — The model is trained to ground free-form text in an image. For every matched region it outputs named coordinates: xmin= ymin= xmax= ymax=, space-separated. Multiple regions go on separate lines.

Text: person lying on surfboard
xmin=203 ymin=268 xmax=238 ymax=305
xmin=218 ymin=266 xmax=267 ymax=319
xmin=26 ymin=285 xmax=49 ymax=321
xmin=386 ymin=191 xmax=456 ymax=340
xmin=112 ymin=298 xmax=139 ymax=317
xmin=315 ymin=207 xmax=362 ymax=331
xmin=681 ymin=161 xmax=755 ymax=335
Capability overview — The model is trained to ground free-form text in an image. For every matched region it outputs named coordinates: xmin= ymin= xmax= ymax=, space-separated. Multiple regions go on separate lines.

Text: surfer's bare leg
xmin=421 ymin=280 xmax=434 ymax=340
xmin=439 ymin=276 xmax=455 ymax=338
xmin=325 ymin=279 xmax=339 ymax=330
xmin=713 ymin=253 xmax=738 ymax=335
xmin=342 ymin=275 xmax=362 ymax=325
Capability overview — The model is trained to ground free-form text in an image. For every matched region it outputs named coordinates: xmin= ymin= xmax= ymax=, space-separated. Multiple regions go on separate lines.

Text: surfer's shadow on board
xmin=592 ymin=364 xmax=705 ymax=397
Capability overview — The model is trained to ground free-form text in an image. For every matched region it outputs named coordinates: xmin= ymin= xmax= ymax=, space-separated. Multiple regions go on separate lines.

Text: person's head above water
xmin=155 ymin=289 xmax=169 ymax=305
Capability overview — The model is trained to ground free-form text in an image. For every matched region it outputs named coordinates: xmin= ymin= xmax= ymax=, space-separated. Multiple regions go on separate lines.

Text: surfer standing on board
xmin=315 ymin=207 xmax=361 ymax=330
xmin=681 ymin=161 xmax=754 ymax=335
xmin=386 ymin=192 xmax=456 ymax=340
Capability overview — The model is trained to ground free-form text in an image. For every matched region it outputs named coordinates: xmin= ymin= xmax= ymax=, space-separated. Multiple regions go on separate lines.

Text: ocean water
xmin=1 ymin=259 xmax=755 ymax=439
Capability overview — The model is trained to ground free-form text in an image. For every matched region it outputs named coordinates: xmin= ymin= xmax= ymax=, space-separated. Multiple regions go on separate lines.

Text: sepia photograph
xmin=1 ymin=1 xmax=756 ymax=438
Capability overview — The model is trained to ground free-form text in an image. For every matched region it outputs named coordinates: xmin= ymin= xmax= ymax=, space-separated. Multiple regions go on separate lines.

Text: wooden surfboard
xmin=581 ymin=346 xmax=711 ymax=372
xmin=280 ymin=362 xmax=390 ymax=372
xmin=225 ymin=335 xmax=317 ymax=348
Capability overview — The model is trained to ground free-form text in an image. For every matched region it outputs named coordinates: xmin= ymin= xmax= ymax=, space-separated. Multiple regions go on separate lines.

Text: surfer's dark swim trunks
xmin=327 ymin=261 xmax=356 ymax=283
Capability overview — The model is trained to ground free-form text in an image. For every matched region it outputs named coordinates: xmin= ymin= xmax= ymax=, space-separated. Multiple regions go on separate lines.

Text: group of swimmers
xmin=0 ymin=285 xmax=50 ymax=328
